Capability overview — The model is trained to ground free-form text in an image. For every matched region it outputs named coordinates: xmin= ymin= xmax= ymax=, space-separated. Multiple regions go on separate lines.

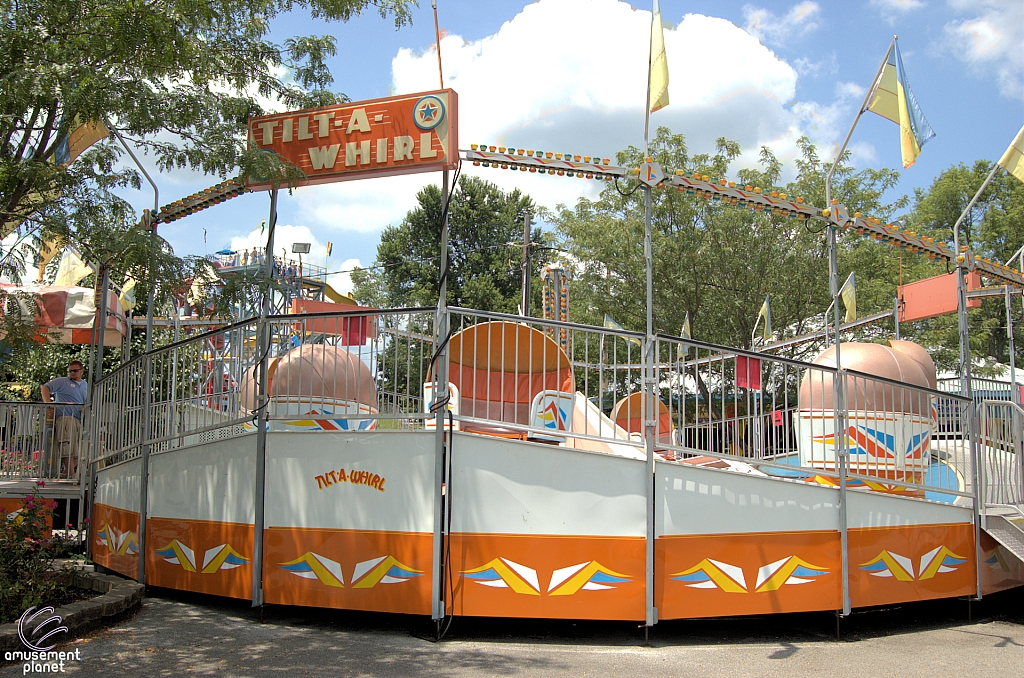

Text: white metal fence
xmin=0 ymin=402 xmax=85 ymax=482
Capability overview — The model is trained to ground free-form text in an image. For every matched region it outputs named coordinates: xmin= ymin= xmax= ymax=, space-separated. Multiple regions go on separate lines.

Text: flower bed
xmin=0 ymin=484 xmax=86 ymax=625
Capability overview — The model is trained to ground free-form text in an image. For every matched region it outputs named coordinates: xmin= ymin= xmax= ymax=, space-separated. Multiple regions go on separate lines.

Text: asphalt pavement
xmin=4 ymin=587 xmax=1023 ymax=677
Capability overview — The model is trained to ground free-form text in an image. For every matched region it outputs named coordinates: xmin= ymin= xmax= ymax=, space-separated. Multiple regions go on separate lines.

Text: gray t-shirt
xmin=44 ymin=376 xmax=88 ymax=418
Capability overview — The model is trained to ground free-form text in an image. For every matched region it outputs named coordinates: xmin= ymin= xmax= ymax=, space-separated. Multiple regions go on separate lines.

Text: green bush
xmin=0 ymin=484 xmax=78 ymax=624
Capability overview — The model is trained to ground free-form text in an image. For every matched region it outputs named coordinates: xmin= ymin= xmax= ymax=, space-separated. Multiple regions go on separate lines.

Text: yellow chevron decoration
xmin=754 ymin=556 xmax=829 ymax=593
xmin=351 ymin=555 xmax=423 ymax=589
xmin=671 ymin=558 xmax=748 ymax=593
xmin=155 ymin=540 xmax=197 ymax=572
xmin=547 ymin=561 xmax=631 ymax=596
xmin=917 ymin=546 xmax=967 ymax=580
xmin=95 ymin=523 xmax=139 ymax=556
xmin=278 ymin=552 xmax=345 ymax=587
xmin=860 ymin=550 xmax=915 ymax=581
xmin=200 ymin=544 xmax=250 ymax=573
xmin=461 ymin=558 xmax=540 ymax=595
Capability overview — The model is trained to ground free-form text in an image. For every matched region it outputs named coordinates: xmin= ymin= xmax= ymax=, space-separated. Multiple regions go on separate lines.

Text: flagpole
xmin=642 ymin=0 xmax=657 ymax=634
xmin=821 ymin=38 xmax=893 ymax=621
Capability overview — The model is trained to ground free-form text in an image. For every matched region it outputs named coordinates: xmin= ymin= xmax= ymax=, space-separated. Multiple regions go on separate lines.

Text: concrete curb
xmin=0 ymin=571 xmax=144 ymax=653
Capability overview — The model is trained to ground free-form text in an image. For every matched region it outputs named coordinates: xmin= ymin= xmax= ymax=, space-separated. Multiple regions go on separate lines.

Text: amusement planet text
xmin=6 ymin=649 xmax=81 ymax=674
xmin=315 ymin=468 xmax=386 ymax=492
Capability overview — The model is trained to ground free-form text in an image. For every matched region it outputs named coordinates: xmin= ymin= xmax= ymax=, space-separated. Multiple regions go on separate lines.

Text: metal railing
xmin=444 ymin=308 xmax=646 ymax=452
xmin=980 ymin=399 xmax=1024 ymax=505
xmin=648 ymin=335 xmax=975 ymax=499
xmin=0 ymin=401 xmax=85 ymax=482
xmin=91 ymin=308 xmax=437 ymax=466
xmin=85 ymin=306 xmax=1010 ymax=504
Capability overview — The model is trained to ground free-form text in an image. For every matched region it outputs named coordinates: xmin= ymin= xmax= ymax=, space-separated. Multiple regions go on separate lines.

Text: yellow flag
xmin=54 ymin=247 xmax=94 ymax=287
xmin=648 ymin=0 xmax=670 ymax=113
xmin=840 ymin=272 xmax=856 ymax=323
xmin=119 ymin=276 xmax=137 ymax=313
xmin=998 ymin=124 xmax=1024 ymax=185
xmin=677 ymin=311 xmax=691 ymax=360
xmin=36 ymin=238 xmax=62 ymax=283
xmin=757 ymin=296 xmax=772 ymax=341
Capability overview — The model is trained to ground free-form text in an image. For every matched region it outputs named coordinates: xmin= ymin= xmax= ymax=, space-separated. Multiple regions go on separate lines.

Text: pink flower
xmin=35 ymin=480 xmax=45 ymax=487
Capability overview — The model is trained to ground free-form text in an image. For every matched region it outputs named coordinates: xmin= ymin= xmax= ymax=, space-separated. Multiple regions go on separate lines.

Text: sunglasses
xmin=68 ymin=368 xmax=82 ymax=373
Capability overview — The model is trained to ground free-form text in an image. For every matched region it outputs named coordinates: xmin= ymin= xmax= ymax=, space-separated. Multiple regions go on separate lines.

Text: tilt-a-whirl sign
xmin=248 ymin=89 xmax=458 ymax=189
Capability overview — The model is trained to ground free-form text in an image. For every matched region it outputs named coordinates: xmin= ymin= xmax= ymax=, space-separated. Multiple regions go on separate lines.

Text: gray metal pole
xmin=1007 ymin=286 xmax=1016 ymax=403
xmin=431 ymin=169 xmax=451 ymax=622
xmin=137 ymin=349 xmax=153 ymax=584
xmin=643 ymin=184 xmax=657 ymax=629
xmin=252 ymin=189 xmax=278 ymax=608
xmin=828 ymin=223 xmax=851 ymax=617
xmin=949 ymin=164 xmax=998 ymax=600
xmin=107 ymin=123 xmax=159 ymax=352
xmin=521 ymin=211 xmax=531 ymax=317
xmin=894 ymin=296 xmax=901 ymax=340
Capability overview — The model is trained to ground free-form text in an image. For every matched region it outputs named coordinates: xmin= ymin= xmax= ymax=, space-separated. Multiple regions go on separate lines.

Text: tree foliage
xmin=555 ymin=128 xmax=907 ymax=357
xmin=0 ymin=0 xmax=413 ymax=293
xmin=352 ymin=175 xmax=548 ymax=313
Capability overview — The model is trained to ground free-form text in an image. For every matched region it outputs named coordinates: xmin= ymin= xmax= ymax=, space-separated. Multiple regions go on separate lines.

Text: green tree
xmin=1 ymin=0 xmax=413 ymax=228
xmin=352 ymin=175 xmax=546 ymax=313
xmin=555 ymin=128 xmax=907 ymax=356
xmin=900 ymin=162 xmax=1024 ymax=372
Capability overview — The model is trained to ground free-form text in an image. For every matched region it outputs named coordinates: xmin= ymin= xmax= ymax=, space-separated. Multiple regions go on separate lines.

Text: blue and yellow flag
xmin=604 ymin=314 xmax=642 ymax=348
xmin=53 ymin=119 xmax=109 ymax=167
xmin=326 ymin=241 xmax=333 ymax=257
xmin=867 ymin=40 xmax=935 ymax=169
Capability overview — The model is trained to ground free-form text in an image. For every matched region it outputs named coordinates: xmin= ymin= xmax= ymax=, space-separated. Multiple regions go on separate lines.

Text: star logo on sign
xmin=419 ymin=103 xmax=438 ymax=122
xmin=413 ymin=95 xmax=445 ymax=130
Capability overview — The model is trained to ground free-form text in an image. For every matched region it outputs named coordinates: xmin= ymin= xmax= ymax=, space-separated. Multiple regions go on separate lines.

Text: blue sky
xmin=110 ymin=0 xmax=1024 ymax=293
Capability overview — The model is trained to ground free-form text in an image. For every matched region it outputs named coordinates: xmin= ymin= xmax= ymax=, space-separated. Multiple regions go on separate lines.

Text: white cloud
xmin=943 ymin=0 xmax=1024 ymax=99
xmin=870 ymin=0 xmax=926 ymax=13
xmin=742 ymin=2 xmax=822 ymax=46
xmin=793 ymin=52 xmax=838 ymax=78
xmin=285 ymin=0 xmax=868 ymax=263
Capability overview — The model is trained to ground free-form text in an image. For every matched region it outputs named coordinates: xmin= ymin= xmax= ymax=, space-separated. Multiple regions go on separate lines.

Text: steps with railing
xmin=984 ymin=505 xmax=1024 ymax=565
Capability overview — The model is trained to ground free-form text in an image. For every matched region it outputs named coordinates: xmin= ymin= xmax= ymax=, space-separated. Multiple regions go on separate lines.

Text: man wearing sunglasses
xmin=41 ymin=360 xmax=88 ymax=478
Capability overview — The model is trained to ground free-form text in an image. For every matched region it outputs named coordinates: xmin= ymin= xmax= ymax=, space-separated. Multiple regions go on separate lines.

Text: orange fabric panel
xmin=90 ymin=503 xmax=139 ymax=580
xmin=981 ymin=530 xmax=1024 ymax=596
xmin=657 ymin=531 xmax=842 ymax=619
xmin=449 ymin=533 xmax=645 ymax=621
xmin=262 ymin=528 xmax=432 ymax=615
xmin=146 ymin=517 xmax=253 ymax=600
xmin=848 ymin=523 xmax=975 ymax=607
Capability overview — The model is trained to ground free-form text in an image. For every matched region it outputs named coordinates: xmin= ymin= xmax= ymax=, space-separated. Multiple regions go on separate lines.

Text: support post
xmin=894 ymin=296 xmax=901 ymax=340
xmin=1006 ymin=287 xmax=1022 ymax=503
xmin=107 ymin=123 xmax=159 ymax=352
xmin=521 ymin=211 xmax=531 ymax=317
xmin=948 ymin=164 xmax=1000 ymax=600
xmin=252 ymin=189 xmax=278 ymax=608
xmin=827 ymin=222 xmax=851 ymax=617
xmin=819 ymin=39 xmax=892 ymax=620
xmin=137 ymin=351 xmax=152 ymax=584
xmin=432 ymin=169 xmax=451 ymax=622
xmin=643 ymin=183 xmax=657 ymax=629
